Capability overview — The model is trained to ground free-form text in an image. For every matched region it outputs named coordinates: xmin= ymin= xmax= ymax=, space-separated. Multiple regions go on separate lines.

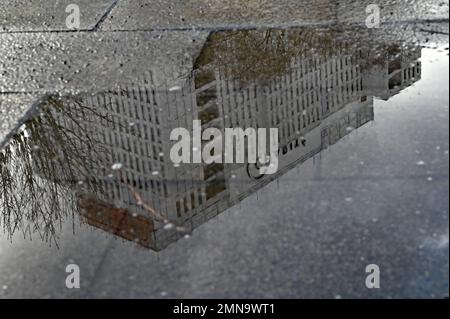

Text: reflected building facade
xmin=35 ymin=29 xmax=422 ymax=251
xmin=362 ymin=47 xmax=422 ymax=100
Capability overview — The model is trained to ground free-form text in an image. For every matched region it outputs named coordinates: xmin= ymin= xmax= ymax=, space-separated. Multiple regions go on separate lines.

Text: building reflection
xmin=0 ymin=27 xmax=422 ymax=251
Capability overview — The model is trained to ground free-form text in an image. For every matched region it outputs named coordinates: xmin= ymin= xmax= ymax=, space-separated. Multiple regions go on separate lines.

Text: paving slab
xmin=101 ymin=0 xmax=449 ymax=31
xmin=0 ymin=30 xmax=209 ymax=94
xmin=0 ymin=0 xmax=118 ymax=32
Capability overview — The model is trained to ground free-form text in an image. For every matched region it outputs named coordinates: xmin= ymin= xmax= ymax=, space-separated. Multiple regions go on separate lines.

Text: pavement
xmin=0 ymin=0 xmax=449 ymax=299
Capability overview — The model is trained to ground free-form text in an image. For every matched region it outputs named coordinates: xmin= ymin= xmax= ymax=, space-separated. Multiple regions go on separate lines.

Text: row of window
xmin=176 ymin=189 xmax=204 ymax=218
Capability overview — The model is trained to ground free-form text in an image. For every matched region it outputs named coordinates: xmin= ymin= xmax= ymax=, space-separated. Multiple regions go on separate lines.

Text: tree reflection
xmin=0 ymin=97 xmax=109 ymax=244
xmin=195 ymin=28 xmax=351 ymax=86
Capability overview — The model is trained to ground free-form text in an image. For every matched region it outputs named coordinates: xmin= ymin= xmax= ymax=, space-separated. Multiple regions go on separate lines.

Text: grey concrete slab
xmin=0 ymin=30 xmax=209 ymax=93
xmin=0 ymin=0 xmax=118 ymax=32
xmin=101 ymin=0 xmax=449 ymax=31
xmin=101 ymin=0 xmax=338 ymax=30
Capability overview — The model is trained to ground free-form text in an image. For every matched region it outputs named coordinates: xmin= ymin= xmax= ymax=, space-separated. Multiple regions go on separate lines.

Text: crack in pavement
xmin=93 ymin=0 xmax=121 ymax=31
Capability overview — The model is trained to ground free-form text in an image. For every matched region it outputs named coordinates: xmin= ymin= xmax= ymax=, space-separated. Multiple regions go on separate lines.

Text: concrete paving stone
xmin=0 ymin=0 xmax=118 ymax=32
xmin=101 ymin=0 xmax=449 ymax=31
xmin=0 ymin=30 xmax=209 ymax=94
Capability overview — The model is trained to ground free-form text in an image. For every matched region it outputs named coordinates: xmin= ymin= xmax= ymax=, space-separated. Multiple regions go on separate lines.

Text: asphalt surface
xmin=0 ymin=0 xmax=449 ymax=299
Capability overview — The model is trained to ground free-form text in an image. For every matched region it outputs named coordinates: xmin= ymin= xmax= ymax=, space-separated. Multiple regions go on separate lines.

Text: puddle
xmin=0 ymin=3 xmax=448 ymax=298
